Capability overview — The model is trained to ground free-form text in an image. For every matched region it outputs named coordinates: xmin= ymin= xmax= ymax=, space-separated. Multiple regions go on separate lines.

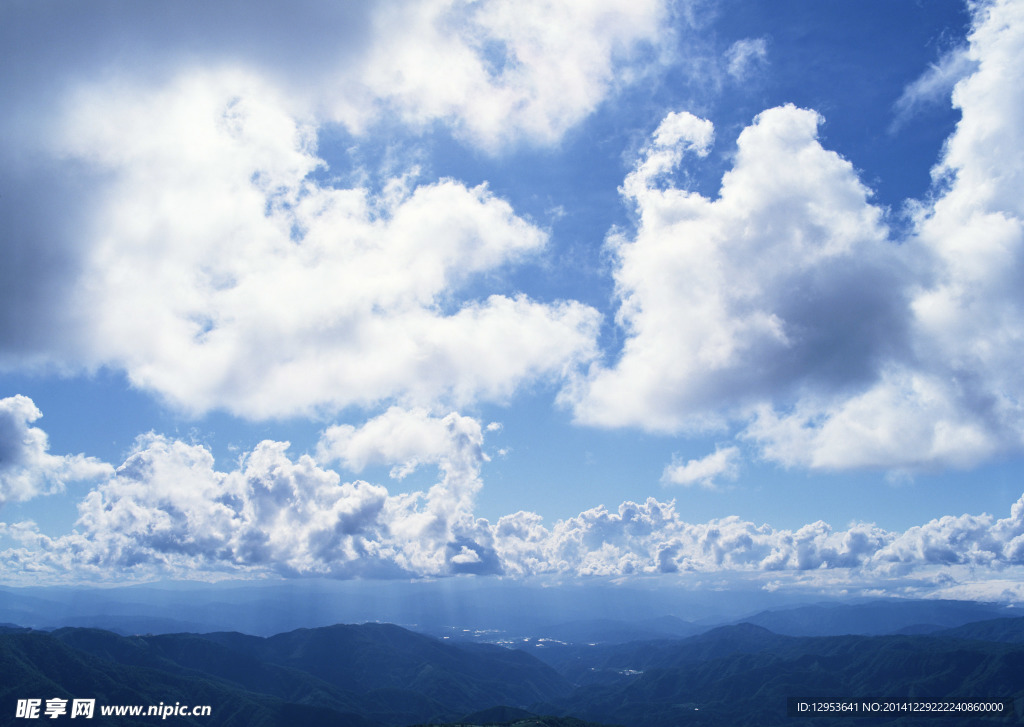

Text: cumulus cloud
xmin=1 ymin=406 xmax=497 ymax=579
xmin=492 ymin=491 xmax=1024 ymax=592
xmin=0 ymin=396 xmax=112 ymax=504
xmin=4 ymin=399 xmax=1024 ymax=597
xmin=909 ymin=0 xmax=1024 ymax=441
xmin=568 ymin=0 xmax=1024 ymax=475
xmin=661 ymin=446 xmax=740 ymax=488
xmin=1 ymin=0 xmax=664 ymax=415
xmin=13 ymin=70 xmax=600 ymax=418
xmin=0 ymin=0 xmax=669 ymax=150
xmin=318 ymin=406 xmax=486 ymax=480
xmin=353 ymin=0 xmax=670 ymax=149
xmin=744 ymin=370 xmax=1002 ymax=471
xmin=71 ymin=434 xmax=399 ymax=578
xmin=494 ymin=491 xmax=1024 ymax=587
xmin=568 ymin=103 xmax=905 ymax=432
xmin=317 ymin=407 xmax=496 ymax=574
xmin=12 ymin=471 xmax=1024 ymax=590
xmin=751 ymin=0 xmax=1024 ymax=472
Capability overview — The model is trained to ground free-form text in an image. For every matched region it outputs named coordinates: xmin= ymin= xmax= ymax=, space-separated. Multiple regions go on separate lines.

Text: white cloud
xmin=318 ymin=406 xmax=486 ymax=481
xmin=493 ymin=498 xmax=894 ymax=579
xmin=353 ymin=0 xmax=671 ymax=150
xmin=725 ymin=37 xmax=768 ymax=80
xmin=2 ymin=406 xmax=496 ymax=579
xmin=618 ymin=110 xmax=715 ymax=203
xmin=568 ymin=103 xmax=904 ymax=433
xmin=4 ymin=401 xmax=1024 ymax=597
xmin=751 ymin=0 xmax=1024 ymax=472
xmin=70 ymin=434 xmax=399 ymax=578
xmin=744 ymin=370 xmax=1002 ymax=471
xmin=317 ymin=407 xmax=489 ymax=574
xmin=1 ymin=0 xmax=665 ymax=414
xmin=27 ymin=70 xmax=600 ymax=418
xmin=0 ymin=0 xmax=670 ymax=151
xmin=891 ymin=46 xmax=977 ymax=132
xmin=661 ymin=446 xmax=740 ymax=488
xmin=650 ymin=110 xmax=715 ymax=153
xmin=911 ymin=0 xmax=1024 ymax=418
xmin=490 ymin=491 xmax=1024 ymax=589
xmin=0 ymin=395 xmax=112 ymax=504
xmin=568 ymin=0 xmax=1024 ymax=475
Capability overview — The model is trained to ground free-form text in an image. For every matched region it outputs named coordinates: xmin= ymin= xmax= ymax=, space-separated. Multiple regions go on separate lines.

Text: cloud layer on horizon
xmin=4 ymin=396 xmax=1024 ymax=602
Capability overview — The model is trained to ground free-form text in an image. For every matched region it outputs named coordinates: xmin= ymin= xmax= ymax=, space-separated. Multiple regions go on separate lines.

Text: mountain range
xmin=2 ymin=598 xmax=1023 ymax=726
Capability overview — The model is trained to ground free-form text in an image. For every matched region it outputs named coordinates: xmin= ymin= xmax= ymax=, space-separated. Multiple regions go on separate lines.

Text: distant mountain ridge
xmin=934 ymin=616 xmax=1024 ymax=644
xmin=544 ymin=622 xmax=1024 ymax=726
xmin=2 ymin=622 xmax=572 ymax=727
xmin=0 ymin=630 xmax=365 ymax=727
xmin=0 ymin=580 xmax=807 ymax=636
xmin=4 ymin=603 xmax=1024 ymax=726
xmin=735 ymin=598 xmax=1011 ymax=636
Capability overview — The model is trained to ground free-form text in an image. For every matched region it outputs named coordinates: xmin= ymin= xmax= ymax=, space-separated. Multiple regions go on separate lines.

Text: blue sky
xmin=3 ymin=0 xmax=1024 ymax=600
